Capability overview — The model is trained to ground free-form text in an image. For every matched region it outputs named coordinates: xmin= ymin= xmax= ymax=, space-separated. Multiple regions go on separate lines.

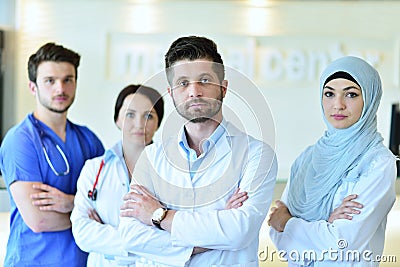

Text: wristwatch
xmin=151 ymin=207 xmax=168 ymax=230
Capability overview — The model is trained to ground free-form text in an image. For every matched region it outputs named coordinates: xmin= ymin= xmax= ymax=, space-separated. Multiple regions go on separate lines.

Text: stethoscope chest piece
xmin=88 ymin=188 xmax=97 ymax=201
xmin=88 ymin=159 xmax=104 ymax=201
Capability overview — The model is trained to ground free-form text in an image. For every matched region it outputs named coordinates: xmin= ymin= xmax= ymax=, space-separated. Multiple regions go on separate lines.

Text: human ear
xmin=221 ymin=80 xmax=228 ymax=98
xmin=115 ymin=117 xmax=123 ymax=130
xmin=29 ymin=81 xmax=37 ymax=96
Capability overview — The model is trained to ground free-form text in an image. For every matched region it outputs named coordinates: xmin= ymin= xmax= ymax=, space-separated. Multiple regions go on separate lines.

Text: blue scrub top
xmin=0 ymin=113 xmax=105 ymax=267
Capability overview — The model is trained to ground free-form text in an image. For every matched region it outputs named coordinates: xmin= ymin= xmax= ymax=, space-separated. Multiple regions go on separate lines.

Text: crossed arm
xmin=10 ymin=181 xmax=74 ymax=233
xmin=268 ymin=156 xmax=396 ymax=264
xmin=116 ymin=185 xmax=252 ymax=265
xmin=268 ymin=194 xmax=363 ymax=232
xmin=120 ymin=185 xmax=248 ymax=233
xmin=118 ymin=141 xmax=277 ymax=265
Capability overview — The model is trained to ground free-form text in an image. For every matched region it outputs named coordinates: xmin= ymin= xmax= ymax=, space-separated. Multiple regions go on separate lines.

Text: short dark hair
xmin=164 ymin=36 xmax=225 ymax=84
xmin=114 ymin=84 xmax=164 ymax=127
xmin=28 ymin=42 xmax=81 ymax=83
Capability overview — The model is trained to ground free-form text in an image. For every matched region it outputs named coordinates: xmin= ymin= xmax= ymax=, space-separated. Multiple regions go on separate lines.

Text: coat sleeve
xmin=118 ymin=151 xmax=193 ymax=267
xmin=170 ymin=142 xmax=277 ymax=250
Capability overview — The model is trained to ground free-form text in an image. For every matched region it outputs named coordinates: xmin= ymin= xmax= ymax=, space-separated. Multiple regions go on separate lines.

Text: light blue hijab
xmin=286 ymin=56 xmax=384 ymax=221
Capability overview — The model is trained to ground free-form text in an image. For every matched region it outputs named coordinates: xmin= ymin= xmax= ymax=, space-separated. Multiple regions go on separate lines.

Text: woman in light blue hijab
xmin=269 ymin=56 xmax=397 ymax=267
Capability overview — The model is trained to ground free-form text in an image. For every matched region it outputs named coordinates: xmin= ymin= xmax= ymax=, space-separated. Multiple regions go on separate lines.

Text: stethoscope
xmin=87 ymin=157 xmax=131 ymax=201
xmin=88 ymin=159 xmax=104 ymax=201
xmin=31 ymin=116 xmax=70 ymax=176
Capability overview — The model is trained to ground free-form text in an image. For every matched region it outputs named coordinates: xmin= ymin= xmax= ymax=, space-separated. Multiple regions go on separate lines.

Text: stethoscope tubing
xmin=31 ymin=115 xmax=70 ymax=176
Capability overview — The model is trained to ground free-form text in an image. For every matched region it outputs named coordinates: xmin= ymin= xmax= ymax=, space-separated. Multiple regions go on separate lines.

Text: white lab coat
xmin=71 ymin=142 xmax=137 ymax=266
xmin=270 ymin=144 xmax=397 ymax=267
xmin=119 ymin=120 xmax=278 ymax=266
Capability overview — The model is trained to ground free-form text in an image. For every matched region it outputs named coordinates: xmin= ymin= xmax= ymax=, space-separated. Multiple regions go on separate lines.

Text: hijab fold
xmin=287 ymin=56 xmax=383 ymax=221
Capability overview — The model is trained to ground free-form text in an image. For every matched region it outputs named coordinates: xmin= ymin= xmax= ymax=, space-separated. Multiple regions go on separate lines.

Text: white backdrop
xmin=4 ymin=0 xmax=400 ymax=179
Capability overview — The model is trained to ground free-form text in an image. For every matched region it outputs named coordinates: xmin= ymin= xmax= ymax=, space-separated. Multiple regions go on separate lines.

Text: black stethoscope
xmin=88 ymin=159 xmax=104 ymax=201
xmin=31 ymin=116 xmax=70 ymax=176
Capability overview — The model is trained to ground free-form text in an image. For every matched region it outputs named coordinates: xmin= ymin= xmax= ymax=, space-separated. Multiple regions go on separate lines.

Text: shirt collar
xmin=104 ymin=141 xmax=124 ymax=162
xmin=178 ymin=118 xmax=228 ymax=155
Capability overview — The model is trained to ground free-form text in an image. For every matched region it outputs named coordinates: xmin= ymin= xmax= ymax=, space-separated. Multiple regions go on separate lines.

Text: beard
xmin=173 ymin=88 xmax=223 ymax=123
xmin=37 ymin=90 xmax=74 ymax=114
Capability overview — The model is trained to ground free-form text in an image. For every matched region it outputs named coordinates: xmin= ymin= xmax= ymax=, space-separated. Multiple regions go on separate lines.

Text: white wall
xmin=7 ymin=0 xmax=400 ymax=179
xmin=0 ymin=0 xmax=16 ymax=140
xmin=0 ymin=0 xmax=14 ymax=27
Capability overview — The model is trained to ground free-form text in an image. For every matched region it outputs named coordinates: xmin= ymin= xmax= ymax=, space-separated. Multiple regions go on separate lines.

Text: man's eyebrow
xmin=42 ymin=74 xmax=75 ymax=79
xmin=174 ymin=75 xmax=189 ymax=81
xmin=198 ymin=72 xmax=213 ymax=77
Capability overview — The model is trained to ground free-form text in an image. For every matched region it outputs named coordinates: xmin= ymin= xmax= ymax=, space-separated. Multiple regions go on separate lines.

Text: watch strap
xmin=152 ymin=207 xmax=167 ymax=230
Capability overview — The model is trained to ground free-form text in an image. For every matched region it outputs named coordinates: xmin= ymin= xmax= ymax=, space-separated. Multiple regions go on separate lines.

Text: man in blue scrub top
xmin=0 ymin=42 xmax=105 ymax=267
xmin=119 ymin=36 xmax=277 ymax=266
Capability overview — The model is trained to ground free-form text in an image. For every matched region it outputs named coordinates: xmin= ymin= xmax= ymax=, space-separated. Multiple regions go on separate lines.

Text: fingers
xmin=343 ymin=196 xmax=363 ymax=207
xmin=328 ymin=195 xmax=364 ymax=223
xmin=343 ymin=200 xmax=363 ymax=209
xmin=343 ymin=194 xmax=358 ymax=202
xmin=229 ymin=192 xmax=248 ymax=205
xmin=329 ymin=205 xmax=361 ymax=222
xmin=225 ymin=188 xmax=248 ymax=209
xmin=267 ymin=214 xmax=273 ymax=226
xmin=340 ymin=206 xmax=361 ymax=215
xmin=30 ymin=184 xmax=55 ymax=199
xmin=119 ymin=202 xmax=138 ymax=217
xmin=31 ymin=192 xmax=51 ymax=200
xmin=275 ymin=200 xmax=286 ymax=208
xmin=88 ymin=209 xmax=103 ymax=223
xmin=32 ymin=183 xmax=54 ymax=192
xmin=232 ymin=193 xmax=248 ymax=207
xmin=32 ymin=198 xmax=54 ymax=206
xmin=268 ymin=200 xmax=280 ymax=216
xmin=36 ymin=205 xmax=55 ymax=211
xmin=267 ymin=204 xmax=292 ymax=232
xmin=122 ymin=190 xmax=148 ymax=203
xmin=226 ymin=197 xmax=246 ymax=209
xmin=30 ymin=184 xmax=65 ymax=201
xmin=120 ymin=198 xmax=138 ymax=211
xmin=122 ymin=187 xmax=145 ymax=201
xmin=342 ymin=194 xmax=363 ymax=208
xmin=328 ymin=212 xmax=354 ymax=223
xmin=31 ymin=198 xmax=56 ymax=211
xmin=130 ymin=184 xmax=156 ymax=199
xmin=127 ymin=185 xmax=148 ymax=199
xmin=120 ymin=209 xmax=136 ymax=218
xmin=88 ymin=209 xmax=95 ymax=220
xmin=123 ymin=191 xmax=136 ymax=201
xmin=231 ymin=188 xmax=240 ymax=196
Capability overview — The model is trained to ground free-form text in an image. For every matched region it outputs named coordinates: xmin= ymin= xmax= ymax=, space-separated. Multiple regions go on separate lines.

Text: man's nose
xmin=188 ymin=81 xmax=203 ymax=98
xmin=54 ymin=80 xmax=67 ymax=93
